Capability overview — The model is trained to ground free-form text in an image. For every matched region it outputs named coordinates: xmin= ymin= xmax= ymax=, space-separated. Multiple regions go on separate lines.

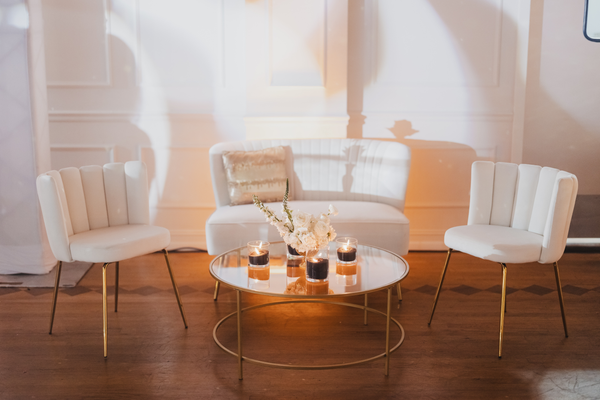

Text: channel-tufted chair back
xmin=36 ymin=162 xmax=150 ymax=262
xmin=467 ymin=161 xmax=578 ymax=264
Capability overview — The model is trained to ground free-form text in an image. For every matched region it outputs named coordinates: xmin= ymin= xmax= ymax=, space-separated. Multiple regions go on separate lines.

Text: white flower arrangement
xmin=253 ymin=180 xmax=338 ymax=254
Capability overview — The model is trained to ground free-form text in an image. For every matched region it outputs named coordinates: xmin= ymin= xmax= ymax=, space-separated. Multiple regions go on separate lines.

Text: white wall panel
xmin=135 ymin=0 xmax=222 ymax=88
xmin=50 ymin=145 xmax=114 ymax=170
xmin=43 ymin=0 xmax=110 ymax=86
xmin=374 ymin=0 xmax=502 ymax=87
xmin=269 ymin=0 xmax=325 ymax=86
xmin=140 ymin=146 xmax=215 ymax=250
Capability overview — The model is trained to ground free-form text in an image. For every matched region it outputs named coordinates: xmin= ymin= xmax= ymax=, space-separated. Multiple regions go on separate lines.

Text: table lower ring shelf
xmin=212 ymin=299 xmax=405 ymax=370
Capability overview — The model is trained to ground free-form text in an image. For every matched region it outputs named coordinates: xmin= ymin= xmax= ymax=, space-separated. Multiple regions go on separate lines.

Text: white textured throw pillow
xmin=222 ymin=146 xmax=288 ymax=206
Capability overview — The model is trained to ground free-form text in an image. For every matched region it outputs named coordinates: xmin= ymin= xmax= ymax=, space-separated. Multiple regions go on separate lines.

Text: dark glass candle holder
xmin=248 ymin=240 xmax=270 ymax=266
xmin=336 ymin=237 xmax=357 ymax=263
xmin=306 ymin=246 xmax=329 ymax=283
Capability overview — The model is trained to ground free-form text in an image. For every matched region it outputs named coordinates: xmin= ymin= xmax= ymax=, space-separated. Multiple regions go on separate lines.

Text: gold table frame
xmin=212 ymin=292 xmax=405 ymax=379
xmin=210 ymin=242 xmax=409 ymax=380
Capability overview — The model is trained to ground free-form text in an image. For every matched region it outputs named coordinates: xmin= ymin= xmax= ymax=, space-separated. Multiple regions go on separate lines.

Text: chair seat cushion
xmin=444 ymin=225 xmax=544 ymax=264
xmin=206 ymin=200 xmax=410 ymax=256
xmin=69 ymin=225 xmax=170 ymax=263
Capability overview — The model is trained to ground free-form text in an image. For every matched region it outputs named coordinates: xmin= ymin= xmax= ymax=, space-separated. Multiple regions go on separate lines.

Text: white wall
xmin=524 ymin=0 xmax=600 ymax=194
xmin=41 ymin=0 xmax=597 ymax=250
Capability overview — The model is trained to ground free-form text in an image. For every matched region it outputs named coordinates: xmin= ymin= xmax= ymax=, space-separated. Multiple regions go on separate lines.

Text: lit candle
xmin=306 ymin=257 xmax=329 ymax=280
xmin=248 ymin=241 xmax=269 ymax=265
xmin=337 ymin=241 xmax=357 ymax=262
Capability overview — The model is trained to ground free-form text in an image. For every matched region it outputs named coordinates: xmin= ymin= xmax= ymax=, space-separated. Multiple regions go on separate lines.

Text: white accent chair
xmin=206 ymin=139 xmax=411 ymax=300
xmin=36 ymin=161 xmax=188 ymax=358
xmin=428 ymin=161 xmax=578 ymax=358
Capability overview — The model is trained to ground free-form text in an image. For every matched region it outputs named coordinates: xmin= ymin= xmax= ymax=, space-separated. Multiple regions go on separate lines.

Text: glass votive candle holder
xmin=287 ymin=244 xmax=302 ymax=259
xmin=336 ymin=237 xmax=358 ymax=264
xmin=248 ymin=241 xmax=270 ymax=267
xmin=247 ymin=241 xmax=270 ymax=290
xmin=306 ymin=246 xmax=329 ymax=283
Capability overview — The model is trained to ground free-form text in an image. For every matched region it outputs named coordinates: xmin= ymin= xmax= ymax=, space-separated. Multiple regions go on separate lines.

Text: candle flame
xmin=343 ymin=239 xmax=351 ymax=251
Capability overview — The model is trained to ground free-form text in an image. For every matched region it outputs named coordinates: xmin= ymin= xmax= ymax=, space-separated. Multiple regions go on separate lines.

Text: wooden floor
xmin=1 ymin=251 xmax=600 ymax=399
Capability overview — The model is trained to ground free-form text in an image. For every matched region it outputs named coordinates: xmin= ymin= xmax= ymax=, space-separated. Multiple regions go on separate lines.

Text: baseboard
xmin=168 ymin=229 xmax=207 ymax=252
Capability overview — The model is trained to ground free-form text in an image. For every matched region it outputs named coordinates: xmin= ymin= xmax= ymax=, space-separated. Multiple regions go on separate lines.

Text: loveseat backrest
xmin=209 ymin=139 xmax=411 ymax=210
xmin=468 ymin=161 xmax=578 ymax=263
xmin=36 ymin=161 xmax=150 ymax=262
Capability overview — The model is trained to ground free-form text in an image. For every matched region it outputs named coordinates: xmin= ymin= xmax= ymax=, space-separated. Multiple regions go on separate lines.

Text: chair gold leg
xmin=499 ymin=263 xmax=507 ymax=359
xmin=553 ymin=262 xmax=569 ymax=338
xmin=397 ymin=282 xmax=403 ymax=302
xmin=501 ymin=264 xmax=507 ymax=313
xmin=49 ymin=261 xmax=63 ymax=334
xmin=102 ymin=262 xmax=109 ymax=359
xmin=162 ymin=249 xmax=188 ymax=328
xmin=213 ymin=281 xmax=220 ymax=301
xmin=428 ymin=248 xmax=453 ymax=325
xmin=114 ymin=262 xmax=119 ymax=312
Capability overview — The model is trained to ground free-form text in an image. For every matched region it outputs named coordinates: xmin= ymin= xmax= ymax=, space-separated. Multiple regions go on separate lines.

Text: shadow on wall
xmin=347 ymin=0 xmax=597 ymax=236
xmin=108 ymin=3 xmax=227 ymax=233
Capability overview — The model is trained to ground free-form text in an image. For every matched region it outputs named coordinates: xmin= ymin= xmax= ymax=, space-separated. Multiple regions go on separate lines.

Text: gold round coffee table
xmin=209 ymin=241 xmax=409 ymax=379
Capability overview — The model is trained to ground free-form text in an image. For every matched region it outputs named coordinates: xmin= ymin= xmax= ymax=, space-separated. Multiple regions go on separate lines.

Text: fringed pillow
xmin=222 ymin=146 xmax=288 ymax=206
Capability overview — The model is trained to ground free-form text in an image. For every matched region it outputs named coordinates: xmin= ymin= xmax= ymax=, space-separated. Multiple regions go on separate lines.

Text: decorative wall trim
xmin=50 ymin=145 xmax=115 ymax=169
xmin=48 ymin=112 xmax=237 ymax=122
xmin=369 ymin=0 xmax=503 ymax=88
xmin=50 ymin=145 xmax=115 ymax=161
xmin=46 ymin=0 xmax=112 ymax=87
xmin=245 ymin=115 xmax=349 ymax=140
xmin=152 ymin=203 xmax=215 ymax=210
xmin=361 ymin=111 xmax=513 ymax=123
xmin=267 ymin=0 xmax=327 ymax=87
xmin=244 ymin=116 xmax=349 ymax=124
xmin=133 ymin=0 xmax=225 ymax=88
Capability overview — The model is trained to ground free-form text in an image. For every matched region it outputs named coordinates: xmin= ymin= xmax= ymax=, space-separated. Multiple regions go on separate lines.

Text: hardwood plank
xmin=0 ymin=251 xmax=599 ymax=399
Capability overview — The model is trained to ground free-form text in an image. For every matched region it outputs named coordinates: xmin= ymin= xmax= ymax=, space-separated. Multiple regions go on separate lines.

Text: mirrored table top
xmin=209 ymin=242 xmax=409 ymax=298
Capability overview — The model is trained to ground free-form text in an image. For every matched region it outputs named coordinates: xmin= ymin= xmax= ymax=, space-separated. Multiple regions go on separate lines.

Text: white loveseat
xmin=205 ymin=139 xmax=411 ymax=256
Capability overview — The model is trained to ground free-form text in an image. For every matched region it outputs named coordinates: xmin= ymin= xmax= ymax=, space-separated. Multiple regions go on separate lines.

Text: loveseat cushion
xmin=205 ymin=200 xmax=409 ymax=256
xmin=444 ymin=224 xmax=544 ymax=264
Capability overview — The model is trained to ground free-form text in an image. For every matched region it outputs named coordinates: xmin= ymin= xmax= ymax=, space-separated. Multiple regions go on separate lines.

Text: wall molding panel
xmin=50 ymin=145 xmax=115 ymax=170
xmin=245 ymin=116 xmax=349 ymax=140
xmin=44 ymin=0 xmax=112 ymax=87
xmin=268 ymin=0 xmax=326 ymax=87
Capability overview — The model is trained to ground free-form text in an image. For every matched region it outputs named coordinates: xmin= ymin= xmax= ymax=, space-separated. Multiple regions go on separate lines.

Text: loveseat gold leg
xmin=429 ymin=249 xmax=453 ymax=325
xmin=214 ymin=281 xmax=220 ymax=301
xmin=498 ymin=263 xmax=507 ymax=359
xmin=163 ymin=249 xmax=188 ymax=328
xmin=554 ymin=262 xmax=568 ymax=338
xmin=49 ymin=261 xmax=62 ymax=334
